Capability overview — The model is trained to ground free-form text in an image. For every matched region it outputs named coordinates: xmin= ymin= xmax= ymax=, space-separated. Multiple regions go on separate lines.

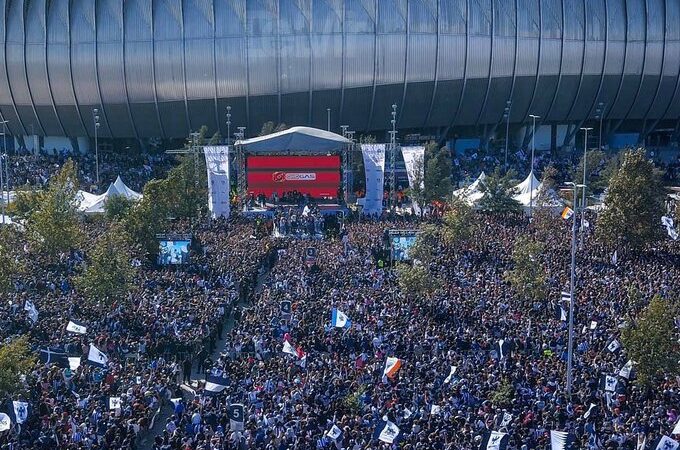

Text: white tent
xmin=453 ymin=172 xmax=486 ymax=205
xmin=0 ymin=214 xmax=23 ymax=230
xmin=512 ymin=171 xmax=562 ymax=207
xmin=77 ymin=176 xmax=142 ymax=214
xmin=235 ymin=126 xmax=351 ymax=152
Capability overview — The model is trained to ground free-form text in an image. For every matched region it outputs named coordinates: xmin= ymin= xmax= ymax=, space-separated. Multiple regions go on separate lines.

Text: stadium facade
xmin=0 ymin=0 xmax=679 ymax=148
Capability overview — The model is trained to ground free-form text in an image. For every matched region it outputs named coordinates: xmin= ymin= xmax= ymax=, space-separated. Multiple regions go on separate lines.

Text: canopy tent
xmin=77 ymin=176 xmax=142 ymax=214
xmin=453 ymin=172 xmax=486 ymax=205
xmin=513 ymin=171 xmax=540 ymax=196
xmin=0 ymin=214 xmax=23 ymax=230
xmin=235 ymin=126 xmax=351 ymax=152
xmin=512 ymin=171 xmax=562 ymax=207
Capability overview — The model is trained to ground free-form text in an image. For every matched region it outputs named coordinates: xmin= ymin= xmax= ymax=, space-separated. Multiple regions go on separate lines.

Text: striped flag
xmin=383 ymin=357 xmax=403 ymax=379
xmin=550 ymin=430 xmax=575 ymax=450
xmin=561 ymin=207 xmax=574 ymax=220
xmin=205 ymin=374 xmax=229 ymax=395
xmin=561 ymin=291 xmax=571 ymax=302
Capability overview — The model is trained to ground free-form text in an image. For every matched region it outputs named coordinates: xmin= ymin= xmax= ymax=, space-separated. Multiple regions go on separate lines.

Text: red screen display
xmin=247 ymin=155 xmax=341 ymax=198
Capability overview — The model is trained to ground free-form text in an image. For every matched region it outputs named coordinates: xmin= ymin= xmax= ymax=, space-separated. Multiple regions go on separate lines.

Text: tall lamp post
xmin=388 ymin=104 xmax=398 ymax=212
xmin=0 ymin=119 xmax=8 ymax=221
xmin=226 ymin=106 xmax=232 ymax=146
xmin=564 ymin=181 xmax=586 ymax=395
xmin=503 ymin=101 xmax=512 ymax=172
xmin=579 ymin=127 xmax=593 ymax=248
xmin=528 ymin=114 xmax=540 ymax=216
xmin=327 ymin=108 xmax=331 ymax=132
xmin=93 ymin=109 xmax=100 ymax=186
xmin=595 ymin=102 xmax=605 ymax=151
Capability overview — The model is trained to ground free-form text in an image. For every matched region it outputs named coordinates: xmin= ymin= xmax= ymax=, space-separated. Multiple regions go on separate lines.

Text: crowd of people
xmin=1 ymin=150 xmax=679 ymax=450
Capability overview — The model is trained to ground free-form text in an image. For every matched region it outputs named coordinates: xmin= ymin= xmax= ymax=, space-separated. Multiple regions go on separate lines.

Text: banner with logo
xmin=203 ymin=146 xmax=231 ymax=218
xmin=401 ymin=146 xmax=425 ymax=214
xmin=361 ymin=144 xmax=386 ymax=215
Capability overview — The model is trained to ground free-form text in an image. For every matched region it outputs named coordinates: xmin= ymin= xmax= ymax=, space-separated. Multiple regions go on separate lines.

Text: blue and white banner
xmin=480 ymin=431 xmax=509 ymax=450
xmin=228 ymin=403 xmax=244 ymax=430
xmin=361 ymin=144 xmax=385 ymax=215
xmin=331 ymin=308 xmax=351 ymax=329
xmin=87 ymin=344 xmax=109 ymax=368
xmin=205 ymin=374 xmax=229 ymax=395
xmin=401 ymin=146 xmax=425 ymax=214
xmin=12 ymin=401 xmax=29 ymax=424
xmin=66 ymin=320 xmax=87 ymax=335
xmin=204 ymin=146 xmax=231 ymax=219
xmin=373 ymin=419 xmax=400 ymax=444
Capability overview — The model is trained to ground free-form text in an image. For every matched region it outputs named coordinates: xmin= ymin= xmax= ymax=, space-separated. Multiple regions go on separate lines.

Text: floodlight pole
xmin=389 ymin=104 xmax=398 ymax=212
xmin=226 ymin=106 xmax=232 ymax=146
xmin=93 ymin=109 xmax=100 ymax=185
xmin=580 ymin=127 xmax=593 ymax=249
xmin=565 ymin=182 xmax=585 ymax=395
xmin=0 ymin=119 xmax=7 ymax=224
xmin=327 ymin=108 xmax=331 ymax=131
xmin=504 ymin=101 xmax=511 ymax=172
xmin=528 ymin=114 xmax=540 ymax=217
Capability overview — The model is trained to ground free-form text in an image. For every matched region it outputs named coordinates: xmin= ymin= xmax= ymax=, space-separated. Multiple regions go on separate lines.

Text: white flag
xmin=24 ymin=300 xmax=38 ymax=323
xmin=0 ymin=413 xmax=10 ymax=431
xmin=430 ymin=405 xmax=441 ymax=416
xmin=66 ymin=320 xmax=87 ymax=335
xmin=326 ymin=424 xmax=343 ymax=441
xmin=619 ymin=360 xmax=634 ymax=379
xmin=108 ymin=397 xmax=122 ymax=410
xmin=656 ymin=436 xmax=679 ymax=450
xmin=375 ymin=419 xmax=400 ymax=444
xmin=282 ymin=340 xmax=297 ymax=357
xmin=12 ymin=401 xmax=28 ymax=424
xmin=611 ymin=250 xmax=618 ymax=265
xmin=88 ymin=344 xmax=109 ymax=367
xmin=550 ymin=430 xmax=571 ymax=450
xmin=68 ymin=357 xmax=81 ymax=371
xmin=500 ymin=412 xmax=513 ymax=428
xmin=444 ymin=366 xmax=458 ymax=384
xmin=673 ymin=417 xmax=680 ymax=436
xmin=607 ymin=339 xmax=621 ymax=352
xmin=590 ymin=321 xmax=598 ymax=330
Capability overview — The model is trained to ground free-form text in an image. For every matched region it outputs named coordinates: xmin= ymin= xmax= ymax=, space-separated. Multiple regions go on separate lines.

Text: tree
xmin=259 ymin=122 xmax=288 ymax=136
xmin=506 ymin=236 xmax=547 ymax=303
xmin=572 ymin=150 xmax=609 ymax=195
xmin=0 ymin=228 xmax=21 ymax=294
xmin=478 ymin=168 xmax=522 ymax=213
xmin=490 ymin=379 xmax=515 ymax=408
xmin=396 ymin=262 xmax=439 ymax=297
xmin=104 ymin=195 xmax=134 ymax=221
xmin=0 ymin=336 xmax=36 ymax=398
xmin=407 ymin=154 xmax=426 ymax=212
xmin=424 ymin=142 xmax=452 ymax=202
xmin=124 ymin=178 xmax=171 ymax=254
xmin=597 ymin=149 xmax=664 ymax=249
xmin=441 ymin=198 xmax=474 ymax=247
xmin=621 ymin=296 xmax=680 ymax=386
xmin=209 ymin=131 xmax=222 ymax=145
xmin=76 ymin=224 xmax=137 ymax=303
xmin=27 ymin=159 xmax=82 ymax=257
xmin=7 ymin=188 xmax=44 ymax=220
xmin=408 ymin=225 xmax=440 ymax=264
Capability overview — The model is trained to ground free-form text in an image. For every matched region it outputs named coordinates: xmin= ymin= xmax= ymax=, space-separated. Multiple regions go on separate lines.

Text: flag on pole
xmin=66 ymin=320 xmax=87 ymax=335
xmin=495 ymin=339 xmax=512 ymax=360
xmin=87 ymin=344 xmax=109 ymax=368
xmin=550 ymin=430 xmax=575 ymax=450
xmin=205 ymin=374 xmax=229 ymax=395
xmin=11 ymin=401 xmax=29 ymax=424
xmin=108 ymin=397 xmax=122 ymax=410
xmin=561 ymin=291 xmax=571 ymax=302
xmin=39 ymin=347 xmax=69 ymax=368
xmin=383 ymin=357 xmax=403 ymax=378
xmin=561 ymin=207 xmax=574 ymax=220
xmin=24 ymin=300 xmax=38 ymax=323
xmin=444 ymin=366 xmax=458 ymax=384
xmin=0 ymin=413 xmax=10 ymax=432
xmin=600 ymin=374 xmax=618 ymax=392
xmin=326 ymin=424 xmax=343 ymax=441
xmin=500 ymin=412 xmax=513 ymax=428
xmin=607 ymin=339 xmax=621 ymax=352
xmin=655 ymin=436 xmax=679 ymax=450
xmin=228 ymin=403 xmax=244 ymax=430
xmin=479 ymin=431 xmax=509 ymax=450
xmin=373 ymin=419 xmax=401 ymax=444
xmin=619 ymin=360 xmax=634 ymax=379
xmin=331 ymin=308 xmax=351 ymax=329
xmin=282 ymin=340 xmax=297 ymax=357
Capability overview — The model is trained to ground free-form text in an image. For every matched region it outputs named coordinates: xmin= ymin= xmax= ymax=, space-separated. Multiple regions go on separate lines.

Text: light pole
xmin=327 ymin=108 xmax=331 ymax=131
xmin=503 ymin=101 xmax=512 ymax=172
xmin=388 ymin=104 xmax=398 ymax=212
xmin=226 ymin=106 xmax=232 ymax=146
xmin=595 ymin=102 xmax=605 ymax=151
xmin=528 ymin=114 xmax=540 ymax=216
xmin=0 ymin=119 xmax=8 ymax=214
xmin=580 ymin=127 xmax=593 ymax=248
xmin=564 ymin=181 xmax=585 ymax=395
xmin=93 ymin=108 xmax=100 ymax=186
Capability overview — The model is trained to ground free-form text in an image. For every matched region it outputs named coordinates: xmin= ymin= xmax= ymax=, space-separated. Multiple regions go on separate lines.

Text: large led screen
xmin=247 ymin=155 xmax=341 ymax=199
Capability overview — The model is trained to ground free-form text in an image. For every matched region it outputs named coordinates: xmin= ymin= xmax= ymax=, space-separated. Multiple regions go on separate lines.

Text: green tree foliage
xmin=76 ymin=224 xmax=137 ymax=303
xmin=104 ymin=195 xmax=134 ymax=221
xmin=424 ymin=143 xmax=452 ymax=202
xmin=491 ymin=379 xmax=515 ymax=408
xmin=0 ymin=228 xmax=20 ymax=293
xmin=259 ymin=122 xmax=288 ymax=136
xmin=442 ymin=198 xmax=474 ymax=247
xmin=408 ymin=225 xmax=440 ymax=264
xmin=7 ymin=188 xmax=44 ymax=220
xmin=396 ymin=262 xmax=439 ymax=297
xmin=123 ymin=178 xmax=171 ymax=254
xmin=597 ymin=149 xmax=664 ymax=249
xmin=478 ymin=168 xmax=522 ymax=213
xmin=407 ymin=153 xmax=426 ymax=212
xmin=572 ymin=150 xmax=610 ymax=195
xmin=209 ymin=131 xmax=222 ymax=145
xmin=27 ymin=159 xmax=82 ymax=256
xmin=621 ymin=296 xmax=680 ymax=386
xmin=0 ymin=336 xmax=36 ymax=398
xmin=506 ymin=236 xmax=547 ymax=302
xmin=165 ymin=154 xmax=208 ymax=219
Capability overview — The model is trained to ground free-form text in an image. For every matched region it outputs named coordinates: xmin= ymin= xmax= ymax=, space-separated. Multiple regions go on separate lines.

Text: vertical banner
xmin=361 ymin=144 xmax=386 ymax=215
xmin=203 ymin=146 xmax=231 ymax=218
xmin=400 ymin=146 xmax=425 ymax=214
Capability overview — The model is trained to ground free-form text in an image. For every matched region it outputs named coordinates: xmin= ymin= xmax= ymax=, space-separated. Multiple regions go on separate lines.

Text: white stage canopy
xmin=235 ymin=126 xmax=351 ymax=152
xmin=77 ymin=176 xmax=142 ymax=214
xmin=453 ymin=172 xmax=486 ymax=205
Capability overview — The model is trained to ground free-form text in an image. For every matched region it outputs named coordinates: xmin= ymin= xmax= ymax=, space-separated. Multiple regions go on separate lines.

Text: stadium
xmin=0 ymin=0 xmax=679 ymax=151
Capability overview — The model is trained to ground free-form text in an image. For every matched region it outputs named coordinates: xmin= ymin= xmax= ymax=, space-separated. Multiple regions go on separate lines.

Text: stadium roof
xmin=235 ymin=127 xmax=351 ymax=153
